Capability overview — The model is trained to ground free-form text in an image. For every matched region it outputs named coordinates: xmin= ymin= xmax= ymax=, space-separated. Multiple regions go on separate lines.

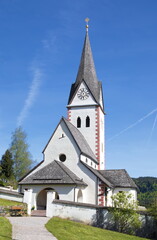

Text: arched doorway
xmin=77 ymin=189 xmax=83 ymax=202
xmin=37 ymin=189 xmax=47 ymax=210
xmin=37 ymin=188 xmax=59 ymax=210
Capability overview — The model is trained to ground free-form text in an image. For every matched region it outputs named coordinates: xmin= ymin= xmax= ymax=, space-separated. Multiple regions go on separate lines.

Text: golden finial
xmin=85 ymin=18 xmax=90 ymax=32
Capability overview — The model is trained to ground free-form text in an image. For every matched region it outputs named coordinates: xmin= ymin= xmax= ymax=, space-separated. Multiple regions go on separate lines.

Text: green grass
xmin=46 ymin=217 xmax=149 ymax=240
xmin=0 ymin=217 xmax=12 ymax=240
xmin=0 ymin=198 xmax=26 ymax=207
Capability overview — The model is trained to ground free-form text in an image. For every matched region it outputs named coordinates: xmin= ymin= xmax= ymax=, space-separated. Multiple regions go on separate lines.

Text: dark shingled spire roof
xmin=68 ymin=32 xmax=103 ymax=109
xmin=76 ymin=32 xmax=98 ymax=86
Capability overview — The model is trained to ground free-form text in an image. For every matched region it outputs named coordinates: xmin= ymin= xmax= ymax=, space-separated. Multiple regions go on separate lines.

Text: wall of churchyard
xmin=0 ymin=187 xmax=23 ymax=202
xmin=49 ymin=199 xmax=157 ymax=239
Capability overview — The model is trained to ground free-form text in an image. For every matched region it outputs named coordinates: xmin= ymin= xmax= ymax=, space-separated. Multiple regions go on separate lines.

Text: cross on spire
xmin=85 ymin=18 xmax=90 ymax=32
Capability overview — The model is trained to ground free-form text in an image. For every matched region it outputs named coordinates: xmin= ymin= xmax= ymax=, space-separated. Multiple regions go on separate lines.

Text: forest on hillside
xmin=133 ymin=177 xmax=157 ymax=207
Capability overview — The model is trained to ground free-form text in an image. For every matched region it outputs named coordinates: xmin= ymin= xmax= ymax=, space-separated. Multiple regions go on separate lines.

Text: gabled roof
xmin=81 ymin=162 xmax=137 ymax=190
xmin=98 ymin=169 xmax=138 ymax=189
xmin=63 ymin=117 xmax=97 ymax=163
xmin=68 ymin=32 xmax=104 ymax=109
xmin=19 ymin=160 xmax=87 ymax=186
xmin=18 ymin=160 xmax=44 ymax=182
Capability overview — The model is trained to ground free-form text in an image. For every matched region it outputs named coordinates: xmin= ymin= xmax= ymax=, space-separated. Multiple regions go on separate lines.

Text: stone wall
xmin=0 ymin=187 xmax=23 ymax=203
xmin=50 ymin=199 xmax=157 ymax=239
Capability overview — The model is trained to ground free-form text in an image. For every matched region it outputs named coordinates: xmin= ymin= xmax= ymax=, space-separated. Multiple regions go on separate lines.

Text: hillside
xmin=133 ymin=177 xmax=157 ymax=207
xmin=46 ymin=217 xmax=148 ymax=240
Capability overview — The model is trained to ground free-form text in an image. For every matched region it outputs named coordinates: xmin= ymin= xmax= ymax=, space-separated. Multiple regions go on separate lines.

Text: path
xmin=7 ymin=217 xmax=57 ymax=240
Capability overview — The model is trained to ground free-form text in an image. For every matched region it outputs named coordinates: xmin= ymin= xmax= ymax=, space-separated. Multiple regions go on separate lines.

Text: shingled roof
xmin=68 ymin=32 xmax=104 ymax=109
xmin=19 ymin=160 xmax=87 ymax=186
xmin=63 ymin=117 xmax=97 ymax=162
xmin=98 ymin=169 xmax=137 ymax=189
xmin=81 ymin=162 xmax=113 ymax=188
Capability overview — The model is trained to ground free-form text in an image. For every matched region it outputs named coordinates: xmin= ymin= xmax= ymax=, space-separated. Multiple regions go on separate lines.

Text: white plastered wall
xmin=68 ymin=81 xmax=105 ymax=171
xmin=107 ymin=187 xmax=137 ymax=207
xmin=21 ymin=184 xmax=75 ymax=210
xmin=68 ymin=106 xmax=97 ymax=154
xmin=69 ymin=82 xmax=97 ymax=106
xmin=44 ymin=120 xmax=98 ymax=204
xmin=80 ymin=155 xmax=98 ymax=169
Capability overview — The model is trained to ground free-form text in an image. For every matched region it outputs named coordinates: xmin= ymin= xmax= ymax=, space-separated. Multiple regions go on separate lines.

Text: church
xmin=18 ymin=22 xmax=137 ymax=214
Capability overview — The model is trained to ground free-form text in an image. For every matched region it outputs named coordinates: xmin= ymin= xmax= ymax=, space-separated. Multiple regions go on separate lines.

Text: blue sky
xmin=0 ymin=0 xmax=157 ymax=178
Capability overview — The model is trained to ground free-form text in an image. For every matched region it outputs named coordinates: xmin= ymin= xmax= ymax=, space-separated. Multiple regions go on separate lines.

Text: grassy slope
xmin=0 ymin=217 xmax=12 ymax=240
xmin=46 ymin=217 xmax=149 ymax=240
xmin=0 ymin=198 xmax=26 ymax=207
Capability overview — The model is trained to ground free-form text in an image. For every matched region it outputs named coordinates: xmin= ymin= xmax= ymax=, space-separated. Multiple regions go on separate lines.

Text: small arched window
xmin=86 ymin=116 xmax=90 ymax=127
xmin=77 ymin=189 xmax=83 ymax=202
xmin=77 ymin=117 xmax=81 ymax=128
xmin=55 ymin=192 xmax=60 ymax=200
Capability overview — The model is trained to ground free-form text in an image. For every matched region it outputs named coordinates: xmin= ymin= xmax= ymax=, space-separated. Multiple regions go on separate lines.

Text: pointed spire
xmin=75 ymin=28 xmax=98 ymax=86
xmin=68 ymin=21 xmax=104 ymax=110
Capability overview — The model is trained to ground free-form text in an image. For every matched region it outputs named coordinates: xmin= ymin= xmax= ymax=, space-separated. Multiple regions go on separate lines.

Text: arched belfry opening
xmin=36 ymin=188 xmax=59 ymax=210
xmin=86 ymin=116 xmax=90 ymax=127
xmin=77 ymin=117 xmax=81 ymax=128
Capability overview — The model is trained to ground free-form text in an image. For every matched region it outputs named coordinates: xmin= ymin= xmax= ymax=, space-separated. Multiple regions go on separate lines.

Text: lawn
xmin=0 ymin=198 xmax=26 ymax=207
xmin=0 ymin=217 xmax=12 ymax=240
xmin=46 ymin=217 xmax=149 ymax=240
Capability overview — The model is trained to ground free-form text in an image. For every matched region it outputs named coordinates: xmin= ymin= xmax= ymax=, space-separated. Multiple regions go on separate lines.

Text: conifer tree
xmin=10 ymin=126 xmax=33 ymax=180
xmin=0 ymin=149 xmax=14 ymax=179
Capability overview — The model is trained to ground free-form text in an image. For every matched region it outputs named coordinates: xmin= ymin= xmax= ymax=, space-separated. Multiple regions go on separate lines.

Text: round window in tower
xmin=59 ymin=154 xmax=66 ymax=162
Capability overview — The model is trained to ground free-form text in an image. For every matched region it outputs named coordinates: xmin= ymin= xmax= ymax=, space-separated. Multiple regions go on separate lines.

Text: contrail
xmin=17 ymin=68 xmax=42 ymax=126
xmin=107 ymin=108 xmax=157 ymax=142
xmin=147 ymin=112 xmax=157 ymax=145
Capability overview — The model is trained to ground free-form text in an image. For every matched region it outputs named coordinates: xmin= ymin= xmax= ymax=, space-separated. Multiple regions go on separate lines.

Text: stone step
xmin=31 ymin=210 xmax=46 ymax=217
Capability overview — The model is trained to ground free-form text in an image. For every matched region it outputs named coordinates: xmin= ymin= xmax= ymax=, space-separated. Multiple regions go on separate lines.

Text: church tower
xmin=67 ymin=21 xmax=105 ymax=170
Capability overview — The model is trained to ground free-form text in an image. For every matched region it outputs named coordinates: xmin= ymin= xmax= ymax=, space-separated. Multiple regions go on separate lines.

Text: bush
xmin=110 ymin=192 xmax=141 ymax=235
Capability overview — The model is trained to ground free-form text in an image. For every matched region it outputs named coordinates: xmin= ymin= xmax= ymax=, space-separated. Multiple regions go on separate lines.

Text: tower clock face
xmin=77 ymin=88 xmax=89 ymax=100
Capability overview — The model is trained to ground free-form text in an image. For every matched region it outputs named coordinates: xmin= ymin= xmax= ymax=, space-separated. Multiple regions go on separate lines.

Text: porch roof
xmin=19 ymin=160 xmax=87 ymax=186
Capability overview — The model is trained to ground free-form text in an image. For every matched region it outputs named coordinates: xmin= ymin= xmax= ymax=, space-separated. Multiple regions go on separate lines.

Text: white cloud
xmin=17 ymin=68 xmax=42 ymax=126
xmin=41 ymin=34 xmax=56 ymax=50
xmin=147 ymin=112 xmax=157 ymax=145
xmin=107 ymin=108 xmax=157 ymax=142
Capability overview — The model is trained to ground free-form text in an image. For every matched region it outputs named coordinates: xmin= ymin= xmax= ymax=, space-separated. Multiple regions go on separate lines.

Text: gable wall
xmin=44 ymin=120 xmax=80 ymax=164
xmin=69 ymin=82 xmax=97 ymax=106
xmin=22 ymin=120 xmax=98 ymax=205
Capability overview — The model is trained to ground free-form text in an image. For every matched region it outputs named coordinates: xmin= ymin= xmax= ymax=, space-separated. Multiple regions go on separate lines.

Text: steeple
xmin=67 ymin=22 xmax=105 ymax=170
xmin=68 ymin=25 xmax=104 ymax=110
xmin=75 ymin=31 xmax=98 ymax=88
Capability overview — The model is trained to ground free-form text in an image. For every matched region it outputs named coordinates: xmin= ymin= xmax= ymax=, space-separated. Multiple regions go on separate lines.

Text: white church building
xmin=18 ymin=24 xmax=137 ymax=216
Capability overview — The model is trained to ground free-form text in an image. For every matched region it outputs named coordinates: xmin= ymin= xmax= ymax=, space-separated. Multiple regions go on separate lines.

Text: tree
xmin=0 ymin=150 xmax=14 ymax=179
xmin=148 ymin=193 xmax=157 ymax=225
xmin=133 ymin=177 xmax=157 ymax=207
xmin=10 ymin=126 xmax=33 ymax=180
xmin=110 ymin=192 xmax=141 ymax=234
